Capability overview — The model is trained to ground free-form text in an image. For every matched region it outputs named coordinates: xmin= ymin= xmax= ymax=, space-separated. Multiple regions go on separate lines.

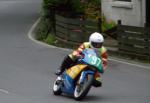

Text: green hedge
xmin=35 ymin=17 xmax=52 ymax=41
xmin=43 ymin=0 xmax=84 ymax=18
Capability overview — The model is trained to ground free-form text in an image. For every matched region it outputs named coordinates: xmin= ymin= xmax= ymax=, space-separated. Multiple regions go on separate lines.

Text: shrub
xmin=35 ymin=17 xmax=51 ymax=41
xmin=82 ymin=0 xmax=101 ymax=20
xmin=102 ymin=14 xmax=117 ymax=32
xmin=44 ymin=34 xmax=56 ymax=45
xmin=43 ymin=0 xmax=84 ymax=18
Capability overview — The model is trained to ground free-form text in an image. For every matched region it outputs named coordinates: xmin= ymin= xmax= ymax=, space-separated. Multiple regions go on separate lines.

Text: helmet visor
xmin=91 ymin=42 xmax=103 ymax=48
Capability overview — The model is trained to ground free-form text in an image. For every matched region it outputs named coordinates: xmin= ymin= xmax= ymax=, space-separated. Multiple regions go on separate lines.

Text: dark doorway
xmin=146 ymin=0 xmax=150 ymax=27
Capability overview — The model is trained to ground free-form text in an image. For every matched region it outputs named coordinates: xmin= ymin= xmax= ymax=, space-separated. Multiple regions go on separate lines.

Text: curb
xmin=27 ymin=18 xmax=71 ymax=52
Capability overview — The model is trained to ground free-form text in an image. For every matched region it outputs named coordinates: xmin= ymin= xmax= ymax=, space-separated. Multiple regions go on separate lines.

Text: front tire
xmin=53 ymin=78 xmax=62 ymax=95
xmin=74 ymin=74 xmax=94 ymax=100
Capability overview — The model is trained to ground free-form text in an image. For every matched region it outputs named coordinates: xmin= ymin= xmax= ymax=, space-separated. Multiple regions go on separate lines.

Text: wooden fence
xmin=55 ymin=14 xmax=100 ymax=46
xmin=117 ymin=25 xmax=150 ymax=60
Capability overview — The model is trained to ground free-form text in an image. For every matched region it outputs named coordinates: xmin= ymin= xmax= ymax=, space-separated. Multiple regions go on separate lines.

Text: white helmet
xmin=89 ymin=32 xmax=104 ymax=48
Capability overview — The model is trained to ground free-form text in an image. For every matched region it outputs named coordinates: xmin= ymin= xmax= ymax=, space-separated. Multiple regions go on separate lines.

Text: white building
xmin=101 ymin=0 xmax=150 ymax=27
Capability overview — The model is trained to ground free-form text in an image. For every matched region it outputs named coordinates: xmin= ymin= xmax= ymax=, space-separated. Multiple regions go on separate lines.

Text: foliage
xmin=44 ymin=34 xmax=56 ymax=45
xmin=43 ymin=0 xmax=84 ymax=18
xmin=42 ymin=0 xmax=102 ymax=19
xmin=43 ymin=0 xmax=60 ymax=9
xmin=35 ymin=17 xmax=51 ymax=40
xmin=102 ymin=14 xmax=117 ymax=32
xmin=38 ymin=0 xmax=116 ymax=44
xmin=81 ymin=0 xmax=101 ymax=20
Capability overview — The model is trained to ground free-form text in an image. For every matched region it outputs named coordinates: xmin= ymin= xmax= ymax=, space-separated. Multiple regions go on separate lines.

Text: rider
xmin=55 ymin=32 xmax=108 ymax=87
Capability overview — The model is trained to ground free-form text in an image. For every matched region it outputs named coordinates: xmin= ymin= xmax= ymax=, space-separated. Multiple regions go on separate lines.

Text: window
xmin=112 ymin=0 xmax=133 ymax=9
xmin=115 ymin=0 xmax=131 ymax=2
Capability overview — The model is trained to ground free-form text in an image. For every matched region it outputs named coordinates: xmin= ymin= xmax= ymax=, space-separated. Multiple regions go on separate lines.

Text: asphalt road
xmin=0 ymin=0 xmax=150 ymax=103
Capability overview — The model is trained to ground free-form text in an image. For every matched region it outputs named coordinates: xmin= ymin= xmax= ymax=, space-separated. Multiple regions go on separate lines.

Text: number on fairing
xmin=88 ymin=55 xmax=101 ymax=66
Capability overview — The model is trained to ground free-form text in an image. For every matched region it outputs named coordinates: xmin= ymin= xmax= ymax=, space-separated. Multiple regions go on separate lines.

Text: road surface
xmin=0 ymin=0 xmax=150 ymax=103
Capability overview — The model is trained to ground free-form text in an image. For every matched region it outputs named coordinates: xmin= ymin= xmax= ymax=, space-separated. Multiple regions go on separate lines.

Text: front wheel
xmin=53 ymin=77 xmax=62 ymax=95
xmin=74 ymin=74 xmax=94 ymax=100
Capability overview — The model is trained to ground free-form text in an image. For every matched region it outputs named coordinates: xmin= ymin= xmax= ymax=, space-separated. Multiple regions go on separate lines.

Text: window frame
xmin=114 ymin=0 xmax=131 ymax=2
xmin=111 ymin=0 xmax=133 ymax=9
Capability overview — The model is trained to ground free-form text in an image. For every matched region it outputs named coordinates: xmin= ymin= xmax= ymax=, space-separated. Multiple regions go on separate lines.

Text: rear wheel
xmin=74 ymin=74 xmax=94 ymax=100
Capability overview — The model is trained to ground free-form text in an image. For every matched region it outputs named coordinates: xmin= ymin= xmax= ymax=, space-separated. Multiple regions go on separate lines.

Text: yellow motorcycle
xmin=53 ymin=48 xmax=104 ymax=100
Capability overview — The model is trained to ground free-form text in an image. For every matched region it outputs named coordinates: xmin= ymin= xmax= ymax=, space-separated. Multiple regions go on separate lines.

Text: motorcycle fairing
xmin=61 ymin=73 xmax=75 ymax=94
xmin=66 ymin=64 xmax=87 ymax=79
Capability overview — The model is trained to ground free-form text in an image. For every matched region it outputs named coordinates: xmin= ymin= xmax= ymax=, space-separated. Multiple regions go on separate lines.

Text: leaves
xmin=43 ymin=0 xmax=84 ymax=18
xmin=83 ymin=0 xmax=101 ymax=20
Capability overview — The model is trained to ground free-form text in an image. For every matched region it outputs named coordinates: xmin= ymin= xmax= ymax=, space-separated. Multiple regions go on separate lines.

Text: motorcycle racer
xmin=55 ymin=32 xmax=108 ymax=87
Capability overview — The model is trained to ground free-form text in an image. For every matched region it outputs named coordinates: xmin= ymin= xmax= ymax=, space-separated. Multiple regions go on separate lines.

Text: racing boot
xmin=55 ymin=55 xmax=74 ymax=75
xmin=93 ymin=72 xmax=102 ymax=87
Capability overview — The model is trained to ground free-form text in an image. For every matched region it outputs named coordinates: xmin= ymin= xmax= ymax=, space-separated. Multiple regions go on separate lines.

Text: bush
xmin=35 ymin=17 xmax=52 ymax=41
xmin=102 ymin=14 xmax=116 ymax=32
xmin=81 ymin=0 xmax=101 ymax=20
xmin=44 ymin=34 xmax=56 ymax=45
xmin=43 ymin=0 xmax=84 ymax=18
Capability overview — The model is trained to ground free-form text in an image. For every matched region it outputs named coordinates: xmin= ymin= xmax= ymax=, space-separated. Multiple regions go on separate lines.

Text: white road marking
xmin=27 ymin=18 xmax=71 ymax=51
xmin=109 ymin=58 xmax=150 ymax=70
xmin=28 ymin=18 xmax=150 ymax=70
xmin=0 ymin=89 xmax=9 ymax=94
